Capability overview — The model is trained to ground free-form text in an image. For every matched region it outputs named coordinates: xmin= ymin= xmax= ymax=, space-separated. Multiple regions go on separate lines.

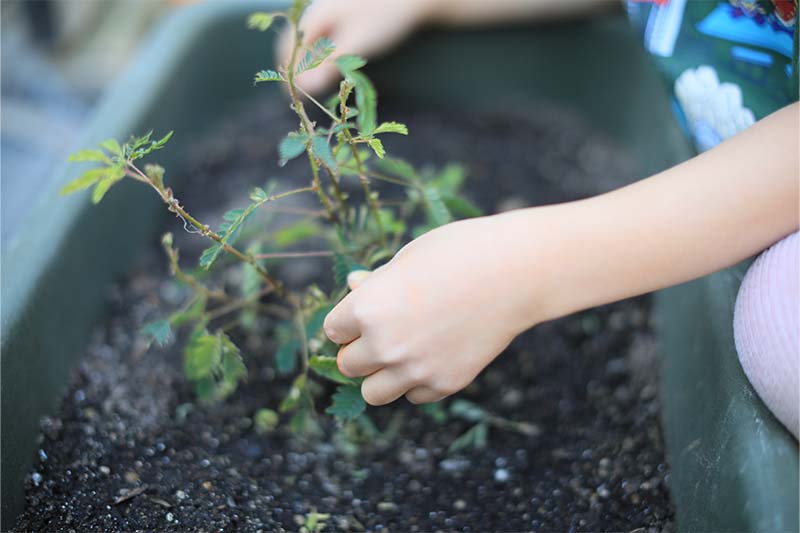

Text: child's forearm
xmin=505 ymin=102 xmax=799 ymax=324
xmin=426 ymin=0 xmax=617 ymax=27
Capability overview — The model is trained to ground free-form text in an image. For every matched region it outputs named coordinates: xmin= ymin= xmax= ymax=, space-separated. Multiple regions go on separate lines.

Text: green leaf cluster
xmin=65 ymin=6 xmax=488 ymax=431
xmin=247 ymin=12 xmax=276 ymax=32
xmin=296 ymin=37 xmax=335 ymax=74
xmin=62 ymin=131 xmax=173 ymax=203
xmin=325 ymin=384 xmax=366 ymax=421
xmin=199 ymin=187 xmax=271 ymax=269
xmin=184 ymin=328 xmax=247 ymax=403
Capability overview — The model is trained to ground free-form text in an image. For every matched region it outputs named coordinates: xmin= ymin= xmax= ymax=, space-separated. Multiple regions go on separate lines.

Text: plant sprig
xmin=63 ymin=0 xmax=486 ymax=432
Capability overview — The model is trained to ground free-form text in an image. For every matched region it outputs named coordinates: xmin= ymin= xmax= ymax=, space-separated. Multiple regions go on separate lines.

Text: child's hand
xmin=324 ymin=215 xmax=542 ymax=405
xmin=277 ymin=0 xmax=435 ymax=94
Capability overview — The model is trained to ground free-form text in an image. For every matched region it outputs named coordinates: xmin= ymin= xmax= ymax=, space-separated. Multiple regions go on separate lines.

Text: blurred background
xmin=1 ymin=0 xmax=188 ymax=246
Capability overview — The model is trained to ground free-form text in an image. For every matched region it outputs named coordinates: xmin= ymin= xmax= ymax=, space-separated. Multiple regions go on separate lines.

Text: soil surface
xmin=14 ymin=101 xmax=673 ymax=532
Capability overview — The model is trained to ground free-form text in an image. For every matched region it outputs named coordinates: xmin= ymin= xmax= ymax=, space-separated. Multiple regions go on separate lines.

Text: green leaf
xmin=296 ymin=37 xmax=335 ymax=74
xmin=289 ymin=408 xmax=318 ymax=435
xmin=184 ymin=330 xmax=245 ymax=401
xmin=332 ymin=252 xmax=366 ymax=287
xmin=273 ymin=219 xmax=319 ymax=247
xmin=309 ymin=355 xmax=356 ymax=385
xmin=129 ymin=131 xmax=153 ymax=152
xmin=411 ymin=223 xmax=437 ymax=239
xmin=200 ymin=190 xmax=270 ymax=270
xmin=326 ymin=384 xmax=366 ymax=421
xmin=250 ymin=187 xmax=268 ymax=202
xmin=152 ymin=130 xmax=173 ymax=149
xmin=377 ymin=209 xmax=406 ymax=235
xmin=448 ymin=422 xmax=489 ymax=453
xmin=91 ymin=167 xmax=125 ymax=204
xmin=254 ymin=69 xmax=285 ymax=83
xmin=100 ymin=138 xmax=122 ymax=156
xmin=247 ymin=12 xmax=275 ymax=31
xmin=219 ymin=334 xmax=247 ymax=396
xmin=279 ymin=132 xmax=308 ymax=166
xmin=280 ymin=374 xmax=308 ymax=412
xmin=275 ymin=339 xmax=300 ymax=375
xmin=311 ymin=135 xmax=337 ymax=170
xmin=375 ymin=157 xmax=418 ymax=181
xmin=373 ymin=121 xmax=408 ymax=135
xmin=184 ymin=331 xmax=221 ymax=380
xmin=336 ymin=55 xmax=367 ymax=74
xmin=242 ymin=262 xmax=262 ymax=298
xmin=443 ymin=195 xmax=482 ymax=218
xmin=449 ymin=399 xmax=485 ymax=422
xmin=193 ymin=377 xmax=217 ymax=403
xmin=169 ymin=296 xmax=207 ymax=327
xmin=59 ymin=167 xmax=109 ymax=196
xmin=254 ymin=408 xmax=279 ymax=434
xmin=222 ymin=207 xmax=246 ymax=223
xmin=430 ymin=164 xmax=466 ymax=194
xmin=68 ymin=148 xmax=108 ymax=163
xmin=199 ymin=244 xmax=222 ymax=269
xmin=421 ymin=402 xmax=448 ymax=424
xmin=348 ymin=71 xmax=377 ymax=136
xmin=422 ymin=185 xmax=452 ymax=227
xmin=367 ymin=138 xmax=385 ymax=159
xmin=305 ymin=304 xmax=334 ymax=339
xmin=141 ymin=320 xmax=171 ymax=347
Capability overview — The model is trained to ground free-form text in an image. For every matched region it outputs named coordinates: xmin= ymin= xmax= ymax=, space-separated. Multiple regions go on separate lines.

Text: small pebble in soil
xmin=494 ymin=468 xmax=511 ymax=483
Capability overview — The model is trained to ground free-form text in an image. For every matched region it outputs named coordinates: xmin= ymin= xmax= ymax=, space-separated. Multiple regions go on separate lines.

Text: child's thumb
xmin=347 ymin=269 xmax=371 ymax=290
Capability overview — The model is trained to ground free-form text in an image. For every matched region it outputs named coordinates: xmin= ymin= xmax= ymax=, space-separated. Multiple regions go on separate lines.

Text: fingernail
xmin=347 ymin=270 xmax=371 ymax=290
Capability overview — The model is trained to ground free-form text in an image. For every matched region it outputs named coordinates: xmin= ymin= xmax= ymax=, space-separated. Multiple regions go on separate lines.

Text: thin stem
xmin=206 ymin=287 xmax=273 ymax=321
xmin=307 ymin=155 xmax=339 ymax=223
xmin=343 ymin=128 xmax=387 ymax=247
xmin=284 ymin=27 xmax=347 ymax=226
xmin=254 ymin=250 xmax=334 ymax=259
xmin=296 ymin=84 xmax=340 ymax=122
xmin=269 ymin=206 xmax=328 ymax=217
xmin=162 ymin=240 xmax=228 ymax=301
xmin=126 ymin=164 xmax=284 ymax=296
xmin=339 ymin=168 xmax=416 ymax=188
xmin=290 ymin=295 xmax=310 ymax=373
xmin=268 ymin=185 xmax=316 ymax=201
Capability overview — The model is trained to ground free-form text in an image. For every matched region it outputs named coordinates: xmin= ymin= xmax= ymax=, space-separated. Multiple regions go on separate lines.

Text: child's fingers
xmin=336 ymin=339 xmax=382 ymax=378
xmin=323 ymin=293 xmax=361 ymax=344
xmin=360 ymin=368 xmax=408 ymax=406
xmin=404 ymin=386 xmax=445 ymax=405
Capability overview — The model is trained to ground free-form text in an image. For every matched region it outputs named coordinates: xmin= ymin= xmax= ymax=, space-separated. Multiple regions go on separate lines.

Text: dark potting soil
xmin=14 ymin=101 xmax=673 ymax=532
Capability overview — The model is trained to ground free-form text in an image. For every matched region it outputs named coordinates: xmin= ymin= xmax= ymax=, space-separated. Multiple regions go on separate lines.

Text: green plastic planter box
xmin=2 ymin=1 xmax=796 ymax=529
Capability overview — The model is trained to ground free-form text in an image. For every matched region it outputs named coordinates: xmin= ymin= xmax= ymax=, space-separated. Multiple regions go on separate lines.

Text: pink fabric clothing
xmin=734 ymin=231 xmax=799 ymax=438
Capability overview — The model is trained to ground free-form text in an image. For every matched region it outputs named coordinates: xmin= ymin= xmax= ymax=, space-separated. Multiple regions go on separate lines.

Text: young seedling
xmin=62 ymin=0 xmax=482 ymax=432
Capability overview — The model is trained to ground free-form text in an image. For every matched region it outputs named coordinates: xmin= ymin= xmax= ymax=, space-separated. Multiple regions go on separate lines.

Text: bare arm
xmin=324 ymin=103 xmax=799 ymax=406
xmin=522 ymin=102 xmax=799 ymax=321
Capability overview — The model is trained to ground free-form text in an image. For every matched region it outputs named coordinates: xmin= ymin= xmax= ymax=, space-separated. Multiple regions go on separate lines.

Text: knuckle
xmin=379 ymin=344 xmax=406 ymax=366
xmin=405 ymin=363 xmax=430 ymax=385
xmin=351 ymin=301 xmax=372 ymax=330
